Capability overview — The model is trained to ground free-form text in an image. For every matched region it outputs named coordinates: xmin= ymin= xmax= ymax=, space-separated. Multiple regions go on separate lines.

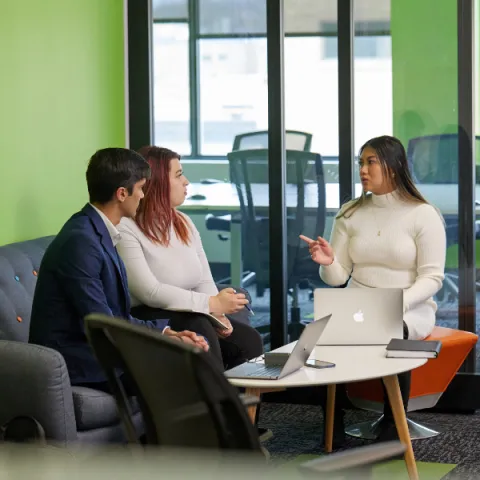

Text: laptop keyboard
xmin=244 ymin=365 xmax=282 ymax=377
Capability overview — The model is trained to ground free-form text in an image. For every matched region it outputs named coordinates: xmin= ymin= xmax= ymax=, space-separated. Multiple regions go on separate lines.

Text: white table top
xmin=227 ymin=343 xmax=427 ymax=389
xmin=182 ymin=182 xmax=480 ymax=216
xmin=183 ymin=182 xmax=328 ymax=211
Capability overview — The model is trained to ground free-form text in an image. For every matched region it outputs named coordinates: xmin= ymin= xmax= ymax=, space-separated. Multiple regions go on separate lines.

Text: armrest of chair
xmin=239 ymin=394 xmax=260 ymax=408
xmin=0 ymin=341 xmax=77 ymax=445
xmin=298 ymin=441 xmax=405 ymax=477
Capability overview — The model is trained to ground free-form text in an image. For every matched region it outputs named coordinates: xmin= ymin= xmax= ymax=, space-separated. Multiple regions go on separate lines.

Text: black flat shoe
xmin=374 ymin=418 xmax=399 ymax=443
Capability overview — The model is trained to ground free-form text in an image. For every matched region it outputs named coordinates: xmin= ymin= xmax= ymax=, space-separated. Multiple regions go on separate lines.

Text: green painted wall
xmin=391 ymin=0 xmax=458 ymax=148
xmin=0 ymin=0 xmax=126 ymax=245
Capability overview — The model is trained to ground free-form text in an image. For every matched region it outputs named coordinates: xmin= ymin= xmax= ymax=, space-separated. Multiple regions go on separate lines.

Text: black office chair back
xmin=407 ymin=133 xmax=480 ymax=184
xmin=407 ymin=133 xmax=480 ymax=255
xmin=232 ymin=130 xmax=313 ymax=152
xmin=227 ymin=149 xmax=326 ymax=296
xmin=84 ymin=314 xmax=262 ymax=452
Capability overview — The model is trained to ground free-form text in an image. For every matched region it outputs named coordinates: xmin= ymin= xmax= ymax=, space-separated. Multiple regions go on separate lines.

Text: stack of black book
xmin=386 ymin=339 xmax=442 ymax=359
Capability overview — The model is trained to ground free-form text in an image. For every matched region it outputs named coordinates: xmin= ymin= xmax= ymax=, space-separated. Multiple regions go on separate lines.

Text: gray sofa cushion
xmin=0 ymin=236 xmax=54 ymax=342
xmin=76 ymin=411 xmax=144 ymax=444
xmin=72 ymin=387 xmax=140 ymax=431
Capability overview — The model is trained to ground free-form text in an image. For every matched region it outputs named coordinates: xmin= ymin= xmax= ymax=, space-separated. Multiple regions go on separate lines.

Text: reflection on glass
xmin=198 ymin=34 xmax=392 ymax=158
xmin=283 ymin=1 xmax=337 ymax=332
xmin=152 ymin=0 xmax=188 ymax=20
xmin=353 ymin=2 xmax=464 ymax=356
xmin=476 ymin=0 xmax=480 ymax=369
xmin=198 ymin=0 xmax=265 ymax=35
xmin=199 ymin=38 xmax=268 ymax=155
xmin=152 ymin=23 xmax=191 ymax=155
xmin=198 ymin=0 xmax=390 ymax=35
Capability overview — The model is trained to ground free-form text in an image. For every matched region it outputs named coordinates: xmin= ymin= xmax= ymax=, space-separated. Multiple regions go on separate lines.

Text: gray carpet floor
xmin=259 ymin=402 xmax=480 ymax=479
xmin=234 ymin=283 xmax=479 ymax=477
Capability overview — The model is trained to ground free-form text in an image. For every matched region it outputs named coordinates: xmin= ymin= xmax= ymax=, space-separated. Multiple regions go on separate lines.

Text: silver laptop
xmin=314 ymin=288 xmax=403 ymax=346
xmin=224 ymin=314 xmax=332 ymax=380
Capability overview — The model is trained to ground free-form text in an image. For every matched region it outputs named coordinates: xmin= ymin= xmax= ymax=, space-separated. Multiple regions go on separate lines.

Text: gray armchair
xmin=0 ymin=236 xmax=141 ymax=445
xmin=0 ymin=341 xmax=76 ymax=444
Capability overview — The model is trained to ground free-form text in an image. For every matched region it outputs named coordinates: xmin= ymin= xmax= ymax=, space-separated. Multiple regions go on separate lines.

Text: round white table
xmin=228 ymin=344 xmax=426 ymax=480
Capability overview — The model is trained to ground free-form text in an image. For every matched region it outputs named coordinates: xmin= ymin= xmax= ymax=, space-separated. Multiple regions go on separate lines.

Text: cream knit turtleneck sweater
xmin=320 ymin=191 xmax=446 ymax=340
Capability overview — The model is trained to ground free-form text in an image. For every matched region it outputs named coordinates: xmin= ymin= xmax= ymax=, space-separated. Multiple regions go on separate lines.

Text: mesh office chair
xmin=232 ymin=130 xmax=313 ymax=152
xmin=407 ymin=133 xmax=480 ymax=184
xmin=407 ymin=134 xmax=480 ymax=309
xmin=206 ymin=130 xmax=313 ymax=287
xmin=227 ymin=149 xmax=326 ymax=340
xmin=84 ymin=314 xmax=406 ymax=479
xmin=435 ymin=223 xmax=480 ymax=310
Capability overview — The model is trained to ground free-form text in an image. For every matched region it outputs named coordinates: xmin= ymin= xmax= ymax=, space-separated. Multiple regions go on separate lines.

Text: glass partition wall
xmin=131 ymin=1 xmax=479 ymax=398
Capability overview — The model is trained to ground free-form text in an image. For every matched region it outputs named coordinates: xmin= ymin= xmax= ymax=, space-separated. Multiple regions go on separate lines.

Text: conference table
xmin=183 ymin=182 xmax=360 ymax=213
xmin=228 ymin=342 xmax=427 ymax=480
xmin=182 ymin=181 xmax=479 ymax=215
xmin=181 ymin=181 xmax=479 ymax=286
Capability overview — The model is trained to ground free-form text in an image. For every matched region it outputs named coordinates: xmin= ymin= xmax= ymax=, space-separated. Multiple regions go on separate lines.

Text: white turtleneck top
xmin=320 ymin=191 xmax=446 ymax=340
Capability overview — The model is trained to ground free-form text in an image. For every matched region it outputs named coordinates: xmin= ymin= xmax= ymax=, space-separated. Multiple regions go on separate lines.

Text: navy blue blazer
xmin=29 ymin=204 xmax=169 ymax=385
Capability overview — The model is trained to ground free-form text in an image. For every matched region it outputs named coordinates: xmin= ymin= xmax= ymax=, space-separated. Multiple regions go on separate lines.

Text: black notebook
xmin=386 ymin=339 xmax=442 ymax=359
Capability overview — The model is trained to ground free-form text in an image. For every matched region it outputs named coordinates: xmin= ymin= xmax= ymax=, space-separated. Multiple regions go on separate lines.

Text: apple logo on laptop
xmin=353 ymin=310 xmax=364 ymax=323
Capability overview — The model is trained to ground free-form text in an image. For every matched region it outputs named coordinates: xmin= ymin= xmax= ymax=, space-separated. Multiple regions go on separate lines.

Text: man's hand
xmin=214 ymin=315 xmax=233 ymax=338
xmin=164 ymin=328 xmax=209 ymax=352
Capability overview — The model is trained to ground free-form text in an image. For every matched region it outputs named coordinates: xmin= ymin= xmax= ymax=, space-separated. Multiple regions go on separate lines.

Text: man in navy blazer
xmin=29 ymin=148 xmax=208 ymax=390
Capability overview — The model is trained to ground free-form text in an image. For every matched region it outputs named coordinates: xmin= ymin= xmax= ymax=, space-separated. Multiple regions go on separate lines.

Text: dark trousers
xmin=131 ymin=305 xmax=264 ymax=371
xmin=76 ymin=375 xmax=135 ymax=396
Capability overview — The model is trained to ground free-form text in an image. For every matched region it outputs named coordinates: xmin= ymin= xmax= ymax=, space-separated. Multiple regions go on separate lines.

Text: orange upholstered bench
xmin=345 ymin=326 xmax=478 ymax=440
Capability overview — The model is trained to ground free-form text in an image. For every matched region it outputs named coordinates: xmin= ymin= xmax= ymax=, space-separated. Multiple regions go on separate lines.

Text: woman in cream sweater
xmin=301 ymin=135 xmax=446 ymax=445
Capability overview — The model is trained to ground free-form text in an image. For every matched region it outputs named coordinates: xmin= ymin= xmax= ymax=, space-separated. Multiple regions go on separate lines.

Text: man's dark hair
xmin=86 ymin=148 xmax=151 ymax=204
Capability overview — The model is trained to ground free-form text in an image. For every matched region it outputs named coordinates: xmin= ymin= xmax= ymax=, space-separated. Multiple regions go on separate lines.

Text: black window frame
xmin=152 ymin=0 xmax=391 ymax=159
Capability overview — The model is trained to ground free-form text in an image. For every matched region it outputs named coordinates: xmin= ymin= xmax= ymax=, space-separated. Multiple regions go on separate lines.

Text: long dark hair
xmin=135 ymin=146 xmax=191 ymax=246
xmin=338 ymin=135 xmax=428 ymax=219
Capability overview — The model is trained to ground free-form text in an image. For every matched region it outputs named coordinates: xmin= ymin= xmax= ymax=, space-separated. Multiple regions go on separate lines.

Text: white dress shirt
xmin=89 ymin=204 xmax=122 ymax=246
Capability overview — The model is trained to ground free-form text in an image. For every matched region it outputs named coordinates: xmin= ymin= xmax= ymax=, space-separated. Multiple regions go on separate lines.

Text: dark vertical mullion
xmin=337 ymin=0 xmax=354 ymax=204
xmin=457 ymin=0 xmax=476 ymax=372
xmin=266 ymin=0 xmax=287 ymax=348
xmin=127 ymin=0 xmax=154 ymax=150
xmin=188 ymin=0 xmax=200 ymax=156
